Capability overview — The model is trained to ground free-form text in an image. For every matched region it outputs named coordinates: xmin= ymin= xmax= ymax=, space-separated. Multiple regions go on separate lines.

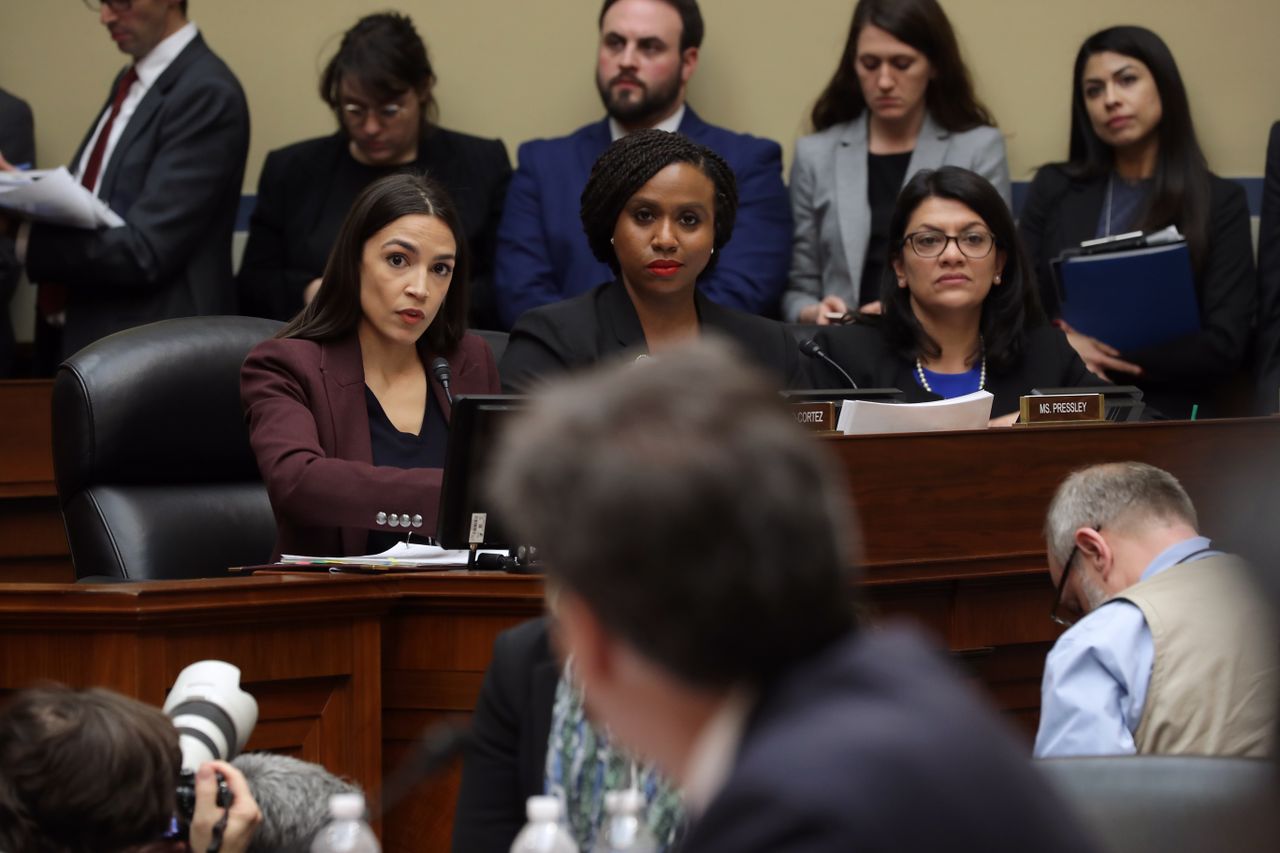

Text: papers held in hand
xmin=0 ymin=166 xmax=125 ymax=229
xmin=1051 ymin=227 xmax=1200 ymax=352
xmin=836 ymin=390 xmax=994 ymax=435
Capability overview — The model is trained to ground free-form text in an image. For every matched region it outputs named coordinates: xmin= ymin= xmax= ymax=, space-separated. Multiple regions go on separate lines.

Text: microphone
xmin=374 ymin=723 xmax=472 ymax=818
xmin=798 ymin=338 xmax=858 ymax=390
xmin=430 ymin=357 xmax=453 ymax=405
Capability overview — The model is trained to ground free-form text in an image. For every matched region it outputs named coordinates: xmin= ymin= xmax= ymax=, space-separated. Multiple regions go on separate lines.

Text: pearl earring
xmin=993 ymin=275 xmax=1002 ymax=284
xmin=610 ymin=237 xmax=614 ymax=245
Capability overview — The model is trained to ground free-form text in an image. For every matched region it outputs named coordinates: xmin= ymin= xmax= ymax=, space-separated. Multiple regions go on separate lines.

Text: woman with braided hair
xmin=498 ymin=129 xmax=807 ymax=391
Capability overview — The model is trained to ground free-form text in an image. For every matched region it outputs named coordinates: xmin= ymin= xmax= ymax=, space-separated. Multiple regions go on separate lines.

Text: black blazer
xmin=451 ymin=618 xmax=559 ymax=853
xmin=237 ymin=128 xmax=511 ymax=327
xmin=0 ymin=87 xmax=34 ymax=376
xmin=499 ymin=280 xmax=809 ymax=393
xmin=1018 ymin=164 xmax=1255 ymax=418
xmin=814 ymin=323 xmax=1095 ymax=417
xmin=1256 ymin=122 xmax=1280 ymax=414
xmin=679 ymin=628 xmax=1103 ymax=852
xmin=26 ymin=34 xmax=250 ymax=359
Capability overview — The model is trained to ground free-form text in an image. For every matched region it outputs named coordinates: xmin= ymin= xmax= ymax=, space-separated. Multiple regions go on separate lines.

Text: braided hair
xmin=579 ymin=129 xmax=738 ymax=278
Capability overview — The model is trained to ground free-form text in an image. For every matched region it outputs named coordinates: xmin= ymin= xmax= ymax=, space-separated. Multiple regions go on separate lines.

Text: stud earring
xmin=993 ymin=275 xmax=1002 ymax=285
xmin=610 ymin=237 xmax=614 ymax=245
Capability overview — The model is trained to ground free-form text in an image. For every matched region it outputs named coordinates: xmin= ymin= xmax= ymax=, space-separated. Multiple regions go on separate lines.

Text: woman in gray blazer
xmin=784 ymin=0 xmax=1010 ymax=324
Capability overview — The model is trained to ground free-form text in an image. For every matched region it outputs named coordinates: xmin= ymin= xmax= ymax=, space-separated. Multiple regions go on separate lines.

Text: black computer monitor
xmin=436 ymin=394 xmax=527 ymax=550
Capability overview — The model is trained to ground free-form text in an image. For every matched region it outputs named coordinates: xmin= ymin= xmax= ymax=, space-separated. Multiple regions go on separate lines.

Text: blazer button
xmin=411 ymin=514 xmax=423 ymax=528
xmin=376 ymin=512 xmax=387 ymax=526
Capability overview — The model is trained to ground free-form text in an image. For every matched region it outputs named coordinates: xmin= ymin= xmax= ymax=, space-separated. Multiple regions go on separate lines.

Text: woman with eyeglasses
xmin=1018 ymin=26 xmax=1255 ymax=419
xmin=783 ymin=0 xmax=1009 ymax=325
xmin=238 ymin=12 xmax=511 ymax=328
xmin=813 ymin=166 xmax=1093 ymax=422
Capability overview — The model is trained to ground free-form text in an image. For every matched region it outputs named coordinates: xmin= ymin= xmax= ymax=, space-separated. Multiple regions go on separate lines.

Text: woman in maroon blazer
xmin=241 ymin=173 xmax=500 ymax=558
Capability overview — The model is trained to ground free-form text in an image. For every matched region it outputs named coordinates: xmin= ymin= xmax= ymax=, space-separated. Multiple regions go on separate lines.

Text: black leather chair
xmin=472 ymin=328 xmax=509 ymax=364
xmin=1037 ymin=755 xmax=1280 ymax=853
xmin=53 ymin=316 xmax=283 ymax=580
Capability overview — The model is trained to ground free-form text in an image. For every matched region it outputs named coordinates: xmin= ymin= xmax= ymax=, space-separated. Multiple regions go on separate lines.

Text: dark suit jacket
xmin=493 ymin=108 xmax=792 ymax=328
xmin=25 ymin=33 xmax=249 ymax=359
xmin=813 ymin=322 xmax=1096 ymax=417
xmin=680 ymin=627 xmax=1102 ymax=853
xmin=1256 ymin=122 xmax=1280 ymax=414
xmin=0 ymin=88 xmax=35 ymax=376
xmin=452 ymin=618 xmax=559 ymax=853
xmin=499 ymin=279 xmax=809 ymax=393
xmin=237 ymin=128 xmax=511 ymax=327
xmin=240 ymin=331 xmax=501 ymax=558
xmin=1018 ymin=164 xmax=1255 ymax=418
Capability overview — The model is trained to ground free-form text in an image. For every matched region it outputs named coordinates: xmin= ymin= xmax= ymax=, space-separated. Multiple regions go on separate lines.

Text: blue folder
xmin=1054 ymin=241 xmax=1201 ymax=353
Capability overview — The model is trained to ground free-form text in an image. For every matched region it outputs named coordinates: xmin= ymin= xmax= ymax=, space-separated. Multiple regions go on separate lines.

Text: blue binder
xmin=1054 ymin=241 xmax=1200 ymax=353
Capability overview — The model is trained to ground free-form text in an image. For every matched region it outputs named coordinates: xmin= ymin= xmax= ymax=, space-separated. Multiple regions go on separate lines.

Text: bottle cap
xmin=526 ymin=795 xmax=562 ymax=822
xmin=329 ymin=793 xmax=366 ymax=820
xmin=606 ymin=789 xmax=645 ymax=815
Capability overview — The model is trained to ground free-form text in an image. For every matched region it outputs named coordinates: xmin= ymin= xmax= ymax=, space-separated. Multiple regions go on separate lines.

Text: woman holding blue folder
xmin=1019 ymin=26 xmax=1255 ymax=419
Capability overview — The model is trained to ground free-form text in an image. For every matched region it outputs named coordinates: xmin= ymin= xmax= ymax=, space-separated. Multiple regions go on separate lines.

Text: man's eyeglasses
xmin=84 ymin=0 xmax=134 ymax=12
xmin=1049 ymin=526 xmax=1100 ymax=627
xmin=902 ymin=230 xmax=997 ymax=260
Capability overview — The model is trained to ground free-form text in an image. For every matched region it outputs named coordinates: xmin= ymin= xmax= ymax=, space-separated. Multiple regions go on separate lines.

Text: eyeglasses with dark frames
xmin=1049 ymin=526 xmax=1101 ymax=627
xmin=902 ymin=230 xmax=997 ymax=260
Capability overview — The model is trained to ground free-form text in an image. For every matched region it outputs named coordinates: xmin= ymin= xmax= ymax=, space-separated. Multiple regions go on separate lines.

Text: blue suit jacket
xmin=493 ymin=108 xmax=792 ymax=329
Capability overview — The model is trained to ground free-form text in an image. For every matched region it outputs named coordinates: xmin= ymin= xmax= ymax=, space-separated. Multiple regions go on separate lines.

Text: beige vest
xmin=1115 ymin=554 xmax=1278 ymax=757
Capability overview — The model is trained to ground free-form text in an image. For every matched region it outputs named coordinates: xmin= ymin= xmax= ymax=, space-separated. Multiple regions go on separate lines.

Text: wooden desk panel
xmin=0 ymin=380 xmax=71 ymax=582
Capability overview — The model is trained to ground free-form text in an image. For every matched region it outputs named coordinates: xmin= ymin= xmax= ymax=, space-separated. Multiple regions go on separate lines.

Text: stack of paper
xmin=836 ymin=390 xmax=994 ymax=435
xmin=0 ymin=167 xmax=124 ymax=228
xmin=280 ymin=540 xmax=507 ymax=568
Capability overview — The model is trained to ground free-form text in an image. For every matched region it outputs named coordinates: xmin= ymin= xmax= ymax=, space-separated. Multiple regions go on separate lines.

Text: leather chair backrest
xmin=472 ymin=328 xmax=509 ymax=364
xmin=1037 ymin=755 xmax=1280 ymax=853
xmin=53 ymin=316 xmax=283 ymax=580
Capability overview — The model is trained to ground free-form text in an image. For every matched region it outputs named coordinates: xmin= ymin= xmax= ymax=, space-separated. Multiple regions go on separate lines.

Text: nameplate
xmin=1018 ymin=393 xmax=1106 ymax=425
xmin=791 ymin=401 xmax=836 ymax=432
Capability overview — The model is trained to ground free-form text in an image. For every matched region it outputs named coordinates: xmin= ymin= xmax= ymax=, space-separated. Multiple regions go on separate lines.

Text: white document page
xmin=837 ymin=390 xmax=994 ymax=435
xmin=0 ymin=167 xmax=125 ymax=228
xmin=280 ymin=541 xmax=507 ymax=568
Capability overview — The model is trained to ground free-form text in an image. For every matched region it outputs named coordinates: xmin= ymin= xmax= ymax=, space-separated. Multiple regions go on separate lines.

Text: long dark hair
xmin=279 ymin=173 xmax=469 ymax=354
xmin=810 ymin=0 xmax=993 ymax=133
xmin=1064 ymin=26 xmax=1211 ymax=272
xmin=879 ymin=166 xmax=1043 ymax=373
xmin=579 ymin=129 xmax=739 ymax=279
xmin=319 ymin=12 xmax=438 ymax=127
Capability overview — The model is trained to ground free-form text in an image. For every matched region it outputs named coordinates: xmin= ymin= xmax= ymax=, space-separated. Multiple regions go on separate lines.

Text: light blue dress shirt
xmin=1033 ymin=536 xmax=1219 ymax=757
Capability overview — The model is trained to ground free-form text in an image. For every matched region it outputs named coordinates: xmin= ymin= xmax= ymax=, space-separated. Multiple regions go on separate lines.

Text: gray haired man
xmin=1036 ymin=461 xmax=1278 ymax=757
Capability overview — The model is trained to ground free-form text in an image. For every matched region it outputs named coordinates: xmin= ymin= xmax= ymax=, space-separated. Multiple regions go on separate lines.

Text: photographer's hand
xmin=189 ymin=761 xmax=261 ymax=853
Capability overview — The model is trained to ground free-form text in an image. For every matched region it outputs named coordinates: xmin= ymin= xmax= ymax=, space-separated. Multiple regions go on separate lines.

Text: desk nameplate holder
xmin=1018 ymin=393 xmax=1106 ymax=426
xmin=791 ymin=401 xmax=837 ymax=433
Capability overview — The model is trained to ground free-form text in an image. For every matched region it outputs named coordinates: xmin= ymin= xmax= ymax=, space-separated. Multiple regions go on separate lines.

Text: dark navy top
xmin=364 ymin=385 xmax=448 ymax=553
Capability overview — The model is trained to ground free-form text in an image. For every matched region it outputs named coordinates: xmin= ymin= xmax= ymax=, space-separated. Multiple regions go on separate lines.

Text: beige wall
xmin=2 ymin=0 xmax=1278 ymax=188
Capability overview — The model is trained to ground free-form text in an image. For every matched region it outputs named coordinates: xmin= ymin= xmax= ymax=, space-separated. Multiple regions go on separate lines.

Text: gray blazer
xmin=783 ymin=112 xmax=1010 ymax=321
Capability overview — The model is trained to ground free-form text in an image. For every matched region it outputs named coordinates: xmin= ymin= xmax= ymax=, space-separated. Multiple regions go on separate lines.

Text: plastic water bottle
xmin=590 ymin=790 xmax=658 ymax=852
xmin=510 ymin=795 xmax=579 ymax=853
xmin=311 ymin=793 xmax=380 ymax=853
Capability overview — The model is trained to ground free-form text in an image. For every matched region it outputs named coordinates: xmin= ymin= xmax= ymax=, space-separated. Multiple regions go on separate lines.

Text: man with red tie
xmin=12 ymin=0 xmax=249 ymax=367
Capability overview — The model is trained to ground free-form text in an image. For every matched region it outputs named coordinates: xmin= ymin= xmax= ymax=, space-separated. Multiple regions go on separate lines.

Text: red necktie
xmin=39 ymin=66 xmax=138 ymax=322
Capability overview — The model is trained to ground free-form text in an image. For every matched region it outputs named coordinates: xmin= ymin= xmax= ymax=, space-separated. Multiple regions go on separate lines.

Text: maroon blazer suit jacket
xmin=241 ymin=332 xmax=501 ymax=558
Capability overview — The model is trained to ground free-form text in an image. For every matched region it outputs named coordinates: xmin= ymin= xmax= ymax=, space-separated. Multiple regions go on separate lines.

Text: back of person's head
xmin=1066 ymin=25 xmax=1212 ymax=269
xmin=1044 ymin=461 xmax=1199 ymax=570
xmin=811 ymin=0 xmax=992 ymax=132
xmin=278 ymin=172 xmax=470 ymax=352
xmin=598 ymin=0 xmax=704 ymax=52
xmin=879 ymin=165 xmax=1042 ymax=372
xmin=232 ymin=753 xmax=359 ymax=853
xmin=579 ymin=128 xmax=738 ymax=278
xmin=319 ymin=12 xmax=437 ymax=124
xmin=488 ymin=338 xmax=858 ymax=688
xmin=0 ymin=686 xmax=180 ymax=853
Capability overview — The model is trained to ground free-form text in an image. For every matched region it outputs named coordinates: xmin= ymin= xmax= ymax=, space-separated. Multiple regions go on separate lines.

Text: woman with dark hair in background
xmin=241 ymin=173 xmax=500 ymax=559
xmin=499 ymin=128 xmax=806 ymax=392
xmin=814 ymin=166 xmax=1093 ymax=421
xmin=784 ymin=0 xmax=1009 ymax=325
xmin=1019 ymin=25 xmax=1254 ymax=419
xmin=238 ymin=12 xmax=511 ymax=328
